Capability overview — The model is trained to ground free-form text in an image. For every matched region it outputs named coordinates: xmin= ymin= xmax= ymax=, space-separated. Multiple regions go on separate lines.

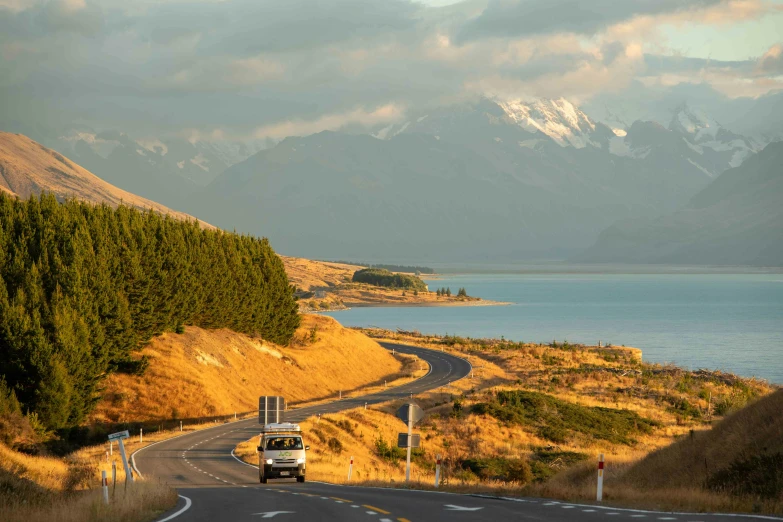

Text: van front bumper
xmin=263 ymin=463 xmax=305 ymax=478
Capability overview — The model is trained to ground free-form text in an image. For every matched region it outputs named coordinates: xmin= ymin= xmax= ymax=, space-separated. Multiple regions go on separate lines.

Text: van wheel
xmin=260 ymin=473 xmax=267 ymax=484
xmin=296 ymin=476 xmax=305 ymax=483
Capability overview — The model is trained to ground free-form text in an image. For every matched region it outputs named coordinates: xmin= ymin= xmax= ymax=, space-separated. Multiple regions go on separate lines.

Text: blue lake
xmin=325 ymin=273 xmax=783 ymax=384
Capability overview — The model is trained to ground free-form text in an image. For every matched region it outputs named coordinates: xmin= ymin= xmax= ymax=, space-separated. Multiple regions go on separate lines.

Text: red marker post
xmin=348 ymin=456 xmax=354 ymax=481
xmin=596 ymin=454 xmax=605 ymax=501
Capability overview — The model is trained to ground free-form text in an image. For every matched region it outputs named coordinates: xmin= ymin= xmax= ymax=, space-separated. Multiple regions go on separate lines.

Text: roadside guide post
xmin=180 ymin=421 xmax=183 ymax=432
xmin=102 ymin=470 xmax=109 ymax=504
xmin=597 ymin=453 xmax=605 ymax=501
xmin=109 ymin=440 xmax=112 ymax=456
xmin=140 ymin=428 xmax=143 ymax=443
xmin=108 ymin=430 xmax=133 ymax=484
xmin=112 ymin=461 xmax=117 ymax=493
xmin=396 ymin=403 xmax=425 ymax=483
xmin=348 ymin=456 xmax=353 ymax=481
xmin=435 ymin=455 xmax=441 ymax=488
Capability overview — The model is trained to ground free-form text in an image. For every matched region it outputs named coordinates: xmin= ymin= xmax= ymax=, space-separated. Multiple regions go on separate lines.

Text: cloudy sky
xmin=0 ymin=0 xmax=781 ymax=142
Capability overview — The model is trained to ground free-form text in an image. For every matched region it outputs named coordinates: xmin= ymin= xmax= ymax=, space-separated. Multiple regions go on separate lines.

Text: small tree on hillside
xmin=458 ymin=288 xmax=467 ymax=297
xmin=446 ymin=288 xmax=452 ymax=297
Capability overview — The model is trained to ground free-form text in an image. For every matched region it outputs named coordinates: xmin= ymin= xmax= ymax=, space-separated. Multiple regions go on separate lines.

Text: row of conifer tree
xmin=0 ymin=194 xmax=299 ymax=432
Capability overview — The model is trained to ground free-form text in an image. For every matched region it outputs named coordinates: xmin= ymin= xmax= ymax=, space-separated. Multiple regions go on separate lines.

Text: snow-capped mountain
xmin=374 ymin=97 xmax=617 ymax=150
xmin=55 ymin=129 xmax=263 ymax=186
xmin=497 ymin=98 xmax=616 ymax=148
xmin=668 ymin=104 xmax=760 ymax=168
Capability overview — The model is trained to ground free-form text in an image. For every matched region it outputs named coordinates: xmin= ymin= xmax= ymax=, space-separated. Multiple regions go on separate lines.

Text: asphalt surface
xmin=134 ymin=342 xmax=780 ymax=522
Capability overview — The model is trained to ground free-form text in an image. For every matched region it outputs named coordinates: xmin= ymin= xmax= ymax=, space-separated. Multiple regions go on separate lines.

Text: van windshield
xmin=265 ymin=437 xmax=303 ymax=450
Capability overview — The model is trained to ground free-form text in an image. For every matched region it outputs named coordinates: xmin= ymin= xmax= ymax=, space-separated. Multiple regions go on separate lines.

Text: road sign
xmin=107 ymin=431 xmax=133 ymax=484
xmin=397 ymin=433 xmax=421 ymax=448
xmin=259 ymin=396 xmax=286 ymax=425
xmin=395 ymin=403 xmax=425 ymax=425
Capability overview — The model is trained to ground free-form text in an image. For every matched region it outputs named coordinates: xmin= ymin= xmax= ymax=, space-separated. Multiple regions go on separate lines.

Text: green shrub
xmin=471 ymin=390 xmax=659 ymax=445
xmin=707 ymin=452 xmax=783 ymax=499
xmin=327 ymin=437 xmax=344 ymax=455
xmin=459 ymin=457 xmax=533 ymax=484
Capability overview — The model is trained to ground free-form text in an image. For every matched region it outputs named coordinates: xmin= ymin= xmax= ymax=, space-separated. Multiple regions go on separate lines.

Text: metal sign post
xmin=108 ymin=430 xmax=132 ymax=484
xmin=395 ymin=403 xmax=425 ymax=483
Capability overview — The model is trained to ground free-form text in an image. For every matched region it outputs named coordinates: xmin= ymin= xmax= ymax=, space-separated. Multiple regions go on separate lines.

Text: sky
xmin=0 ymin=0 xmax=781 ymax=143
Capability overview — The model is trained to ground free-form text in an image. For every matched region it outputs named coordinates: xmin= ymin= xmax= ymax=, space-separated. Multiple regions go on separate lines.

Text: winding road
xmin=134 ymin=342 xmax=780 ymax=522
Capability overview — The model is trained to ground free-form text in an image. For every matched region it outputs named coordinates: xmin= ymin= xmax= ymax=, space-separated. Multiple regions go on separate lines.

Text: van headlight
xmin=296 ymin=458 xmax=305 ymax=464
xmin=265 ymin=459 xmax=274 ymax=465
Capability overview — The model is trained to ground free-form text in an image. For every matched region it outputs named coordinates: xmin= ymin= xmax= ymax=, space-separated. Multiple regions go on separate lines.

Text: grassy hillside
xmin=620 ymin=389 xmax=782 ymax=494
xmin=0 ymin=132 xmax=208 ymax=226
xmin=0 ymin=193 xmax=298 ymax=433
xmin=91 ymin=315 xmax=406 ymax=423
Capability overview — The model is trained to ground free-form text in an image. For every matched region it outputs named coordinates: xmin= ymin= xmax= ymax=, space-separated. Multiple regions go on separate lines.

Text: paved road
xmin=135 ymin=343 xmax=780 ymax=522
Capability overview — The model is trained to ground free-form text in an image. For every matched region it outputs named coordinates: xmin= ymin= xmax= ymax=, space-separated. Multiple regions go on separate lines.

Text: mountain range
xmin=577 ymin=141 xmax=783 ymax=266
xmin=2 ymin=91 xmax=781 ymax=265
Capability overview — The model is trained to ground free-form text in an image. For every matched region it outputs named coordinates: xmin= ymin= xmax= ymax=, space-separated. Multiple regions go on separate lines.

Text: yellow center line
xmin=363 ymin=505 xmax=391 ymax=515
xmin=397 ymin=518 xmax=412 ymax=522
xmin=330 ymin=496 xmax=353 ymax=503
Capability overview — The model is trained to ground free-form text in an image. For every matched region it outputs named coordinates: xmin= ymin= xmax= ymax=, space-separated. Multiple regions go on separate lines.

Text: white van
xmin=257 ymin=423 xmax=309 ymax=483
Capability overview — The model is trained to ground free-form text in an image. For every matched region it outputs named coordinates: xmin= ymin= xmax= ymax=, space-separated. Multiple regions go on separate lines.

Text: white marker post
xmin=112 ymin=461 xmax=117 ymax=492
xmin=405 ymin=412 xmax=413 ymax=482
xmin=596 ymin=454 xmax=605 ymax=501
xmin=180 ymin=421 xmax=183 ymax=432
xmin=140 ymin=428 xmax=143 ymax=443
xmin=348 ymin=456 xmax=353 ymax=481
xmin=109 ymin=440 xmax=113 ymax=456
xmin=434 ymin=455 xmax=441 ymax=488
xmin=102 ymin=470 xmax=109 ymax=504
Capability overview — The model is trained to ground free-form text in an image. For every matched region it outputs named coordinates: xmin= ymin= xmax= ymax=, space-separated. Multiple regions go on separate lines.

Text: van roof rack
xmin=260 ymin=422 xmax=301 ymax=434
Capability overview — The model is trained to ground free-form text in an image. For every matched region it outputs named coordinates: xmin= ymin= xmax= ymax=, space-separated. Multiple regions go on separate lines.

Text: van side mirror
xmin=305 ymin=445 xmax=310 ymax=451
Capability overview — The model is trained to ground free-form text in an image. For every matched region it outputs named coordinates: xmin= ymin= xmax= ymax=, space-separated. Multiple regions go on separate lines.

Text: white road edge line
xmin=131 ymin=415 xmax=254 ymax=478
xmin=156 ymin=495 xmax=192 ymax=522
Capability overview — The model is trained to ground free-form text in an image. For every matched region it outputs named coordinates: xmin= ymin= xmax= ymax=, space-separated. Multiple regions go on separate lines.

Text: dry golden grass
xmin=91 ymin=314 xmax=404 ymax=423
xmin=0 ymin=132 xmax=210 ymax=228
xmin=1 ymin=442 xmax=176 ymax=522
xmin=618 ymin=388 xmax=783 ymax=495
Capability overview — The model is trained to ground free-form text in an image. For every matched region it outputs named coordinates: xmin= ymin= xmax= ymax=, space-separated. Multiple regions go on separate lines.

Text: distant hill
xmin=577 ymin=141 xmax=783 ymax=266
xmin=0 ymin=132 xmax=210 ymax=227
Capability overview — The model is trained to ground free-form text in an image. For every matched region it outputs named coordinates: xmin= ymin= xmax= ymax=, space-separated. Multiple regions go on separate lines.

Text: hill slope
xmin=91 ymin=315 xmax=406 ymax=423
xmin=619 ymin=389 xmax=782 ymax=493
xmin=0 ymin=132 xmax=210 ymax=226
xmin=578 ymin=141 xmax=783 ymax=265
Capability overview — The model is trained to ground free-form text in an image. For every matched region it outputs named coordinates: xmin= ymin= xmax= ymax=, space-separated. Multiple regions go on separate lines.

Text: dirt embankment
xmin=281 ymin=256 xmax=506 ymax=311
xmin=91 ymin=315 xmax=404 ymax=423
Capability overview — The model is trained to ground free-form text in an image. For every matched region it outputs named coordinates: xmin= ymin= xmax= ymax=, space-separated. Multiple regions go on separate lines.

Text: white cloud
xmin=250 ymin=104 xmax=405 ymax=140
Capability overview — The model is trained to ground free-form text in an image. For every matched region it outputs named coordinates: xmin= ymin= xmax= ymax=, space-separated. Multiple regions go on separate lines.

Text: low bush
xmin=471 ymin=390 xmax=659 ymax=445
